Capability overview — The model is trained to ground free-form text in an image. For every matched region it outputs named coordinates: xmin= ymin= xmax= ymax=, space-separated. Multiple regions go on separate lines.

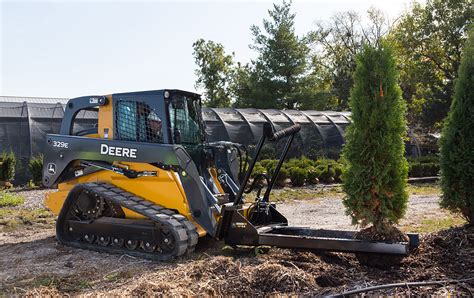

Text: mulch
xmin=21 ymin=225 xmax=473 ymax=296
xmin=108 ymin=225 xmax=474 ymax=296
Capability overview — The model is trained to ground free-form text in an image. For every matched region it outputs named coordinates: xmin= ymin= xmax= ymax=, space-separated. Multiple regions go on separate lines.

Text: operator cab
xmin=112 ymin=89 xmax=206 ymax=149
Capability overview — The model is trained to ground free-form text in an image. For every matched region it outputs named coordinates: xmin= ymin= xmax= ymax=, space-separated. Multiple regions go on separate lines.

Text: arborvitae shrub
xmin=28 ymin=154 xmax=44 ymax=186
xmin=276 ymin=167 xmax=289 ymax=187
xmin=440 ymin=27 xmax=474 ymax=224
xmin=306 ymin=167 xmax=320 ymax=184
xmin=251 ymin=164 xmax=266 ymax=179
xmin=259 ymin=159 xmax=275 ymax=170
xmin=290 ymin=167 xmax=307 ymax=186
xmin=0 ymin=151 xmax=16 ymax=182
xmin=334 ymin=165 xmax=343 ymax=182
xmin=320 ymin=166 xmax=336 ymax=184
xmin=341 ymin=42 xmax=409 ymax=232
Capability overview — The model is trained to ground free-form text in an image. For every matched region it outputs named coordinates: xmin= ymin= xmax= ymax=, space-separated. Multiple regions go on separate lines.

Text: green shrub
xmin=28 ymin=154 xmax=44 ymax=186
xmin=440 ymin=28 xmax=474 ymax=224
xmin=319 ymin=165 xmax=336 ymax=184
xmin=0 ymin=191 xmax=24 ymax=207
xmin=306 ymin=167 xmax=321 ymax=184
xmin=314 ymin=158 xmax=337 ymax=167
xmin=341 ymin=43 xmax=409 ymax=232
xmin=334 ymin=165 xmax=343 ymax=182
xmin=286 ymin=157 xmax=314 ymax=169
xmin=407 ymin=155 xmax=440 ymax=177
xmin=290 ymin=167 xmax=307 ymax=186
xmin=408 ymin=161 xmax=440 ymax=177
xmin=264 ymin=160 xmax=279 ymax=175
xmin=0 ymin=151 xmax=16 ymax=182
xmin=259 ymin=159 xmax=275 ymax=170
xmin=275 ymin=167 xmax=289 ymax=187
xmin=251 ymin=164 xmax=266 ymax=179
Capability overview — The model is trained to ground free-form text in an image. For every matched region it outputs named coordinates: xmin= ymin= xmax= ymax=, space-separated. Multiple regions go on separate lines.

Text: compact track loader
xmin=43 ymin=89 xmax=418 ymax=260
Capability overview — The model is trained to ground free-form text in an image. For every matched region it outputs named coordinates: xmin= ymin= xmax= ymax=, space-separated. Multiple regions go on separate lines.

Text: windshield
xmin=168 ymin=94 xmax=204 ymax=146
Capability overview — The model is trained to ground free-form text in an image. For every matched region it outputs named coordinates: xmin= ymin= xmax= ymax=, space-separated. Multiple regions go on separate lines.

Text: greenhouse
xmin=0 ymin=97 xmax=420 ymax=182
xmin=202 ymin=108 xmax=352 ymax=159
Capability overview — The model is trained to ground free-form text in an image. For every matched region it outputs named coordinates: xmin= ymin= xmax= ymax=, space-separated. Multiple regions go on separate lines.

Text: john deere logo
xmin=47 ymin=163 xmax=56 ymax=175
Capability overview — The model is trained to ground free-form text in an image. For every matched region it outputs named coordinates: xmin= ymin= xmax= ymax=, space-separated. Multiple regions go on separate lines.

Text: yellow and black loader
xmin=43 ymin=89 xmax=418 ymax=260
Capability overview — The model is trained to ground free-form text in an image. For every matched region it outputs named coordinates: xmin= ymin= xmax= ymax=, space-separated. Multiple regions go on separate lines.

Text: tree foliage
xmin=391 ymin=0 xmax=472 ymax=128
xmin=234 ymin=1 xmax=327 ymax=109
xmin=0 ymin=151 xmax=16 ymax=182
xmin=342 ymin=42 xmax=409 ymax=232
xmin=439 ymin=27 xmax=474 ymax=224
xmin=192 ymin=39 xmax=234 ymax=107
xmin=309 ymin=8 xmax=390 ymax=110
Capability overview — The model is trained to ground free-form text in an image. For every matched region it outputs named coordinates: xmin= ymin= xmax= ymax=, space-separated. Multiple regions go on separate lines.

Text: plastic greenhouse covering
xmin=0 ymin=100 xmax=419 ymax=182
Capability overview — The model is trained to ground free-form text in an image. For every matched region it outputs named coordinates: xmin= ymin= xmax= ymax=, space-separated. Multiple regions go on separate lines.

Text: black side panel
xmin=60 ymin=96 xmax=106 ymax=135
xmin=42 ymin=134 xmax=216 ymax=235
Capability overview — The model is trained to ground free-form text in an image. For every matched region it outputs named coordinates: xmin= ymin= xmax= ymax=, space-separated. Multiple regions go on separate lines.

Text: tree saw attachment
xmin=215 ymin=123 xmax=419 ymax=255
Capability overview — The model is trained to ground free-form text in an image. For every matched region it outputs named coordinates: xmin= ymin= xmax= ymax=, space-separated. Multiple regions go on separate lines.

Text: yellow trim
xmin=98 ymin=94 xmax=113 ymax=139
xmin=209 ymin=167 xmax=224 ymax=194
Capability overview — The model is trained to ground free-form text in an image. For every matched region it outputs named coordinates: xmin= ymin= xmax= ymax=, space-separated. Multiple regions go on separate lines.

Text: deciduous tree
xmin=391 ymin=0 xmax=472 ymax=128
xmin=192 ymin=39 xmax=234 ymax=107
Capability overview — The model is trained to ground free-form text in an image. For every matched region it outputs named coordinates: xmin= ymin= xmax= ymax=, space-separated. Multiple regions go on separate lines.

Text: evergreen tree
xmin=439 ymin=27 xmax=474 ymax=224
xmin=234 ymin=1 xmax=320 ymax=109
xmin=342 ymin=42 xmax=409 ymax=233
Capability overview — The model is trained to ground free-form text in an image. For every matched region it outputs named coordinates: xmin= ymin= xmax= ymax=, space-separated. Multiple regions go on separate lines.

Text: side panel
xmin=45 ymin=164 xmax=207 ymax=237
xmin=42 ymin=134 xmax=217 ymax=235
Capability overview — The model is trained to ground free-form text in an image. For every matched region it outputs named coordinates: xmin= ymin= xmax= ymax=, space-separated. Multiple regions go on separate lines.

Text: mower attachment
xmin=258 ymin=226 xmax=419 ymax=255
xmin=217 ymin=204 xmax=419 ymax=255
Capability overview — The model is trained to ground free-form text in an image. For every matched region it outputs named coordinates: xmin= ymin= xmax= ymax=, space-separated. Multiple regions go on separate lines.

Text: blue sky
xmin=1 ymin=0 xmax=419 ymax=98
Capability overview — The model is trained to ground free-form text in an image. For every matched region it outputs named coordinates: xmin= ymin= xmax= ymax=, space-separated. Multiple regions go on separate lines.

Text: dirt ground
xmin=0 ymin=185 xmax=473 ymax=296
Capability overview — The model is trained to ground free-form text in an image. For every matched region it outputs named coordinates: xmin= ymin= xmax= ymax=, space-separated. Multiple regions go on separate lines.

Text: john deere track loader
xmin=43 ymin=89 xmax=418 ymax=260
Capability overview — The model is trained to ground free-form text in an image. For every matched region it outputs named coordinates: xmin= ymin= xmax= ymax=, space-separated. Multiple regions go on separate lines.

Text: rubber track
xmin=58 ymin=182 xmax=198 ymax=260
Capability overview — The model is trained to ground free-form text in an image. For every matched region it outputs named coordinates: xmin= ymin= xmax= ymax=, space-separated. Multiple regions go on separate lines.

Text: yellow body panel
xmin=45 ymin=162 xmax=207 ymax=237
xmin=98 ymin=95 xmax=114 ymax=139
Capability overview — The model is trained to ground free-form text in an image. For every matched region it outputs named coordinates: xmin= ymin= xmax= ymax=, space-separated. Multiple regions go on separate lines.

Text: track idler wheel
xmin=97 ymin=236 xmax=111 ymax=247
xmin=125 ymin=239 xmax=139 ymax=250
xmin=83 ymin=234 xmax=95 ymax=244
xmin=141 ymin=241 xmax=157 ymax=252
xmin=112 ymin=238 xmax=124 ymax=247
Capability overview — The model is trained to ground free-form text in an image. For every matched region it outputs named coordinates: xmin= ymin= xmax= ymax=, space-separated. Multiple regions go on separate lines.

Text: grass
xmin=0 ymin=191 xmax=25 ymax=207
xmin=269 ymin=185 xmax=344 ymax=202
xmin=407 ymin=183 xmax=441 ymax=196
xmin=401 ymin=213 xmax=467 ymax=233
xmin=0 ymin=208 xmax=54 ymax=232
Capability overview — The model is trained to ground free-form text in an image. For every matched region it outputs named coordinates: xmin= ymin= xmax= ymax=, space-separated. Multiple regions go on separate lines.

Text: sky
xmin=1 ymin=0 xmax=419 ymax=99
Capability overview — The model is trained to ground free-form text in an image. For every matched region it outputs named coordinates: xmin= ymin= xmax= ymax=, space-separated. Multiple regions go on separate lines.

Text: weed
xmin=0 ymin=191 xmax=25 ymax=207
xmin=0 ymin=208 xmax=54 ymax=232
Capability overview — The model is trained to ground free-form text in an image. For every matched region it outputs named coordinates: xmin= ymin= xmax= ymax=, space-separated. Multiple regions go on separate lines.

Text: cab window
xmin=115 ymin=100 xmax=163 ymax=143
xmin=168 ymin=95 xmax=202 ymax=145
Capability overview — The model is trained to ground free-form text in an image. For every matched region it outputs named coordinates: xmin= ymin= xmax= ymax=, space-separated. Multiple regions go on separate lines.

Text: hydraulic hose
xmin=329 ymin=277 xmax=474 ymax=297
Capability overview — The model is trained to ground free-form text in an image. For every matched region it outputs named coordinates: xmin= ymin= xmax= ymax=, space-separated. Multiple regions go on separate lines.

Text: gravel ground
xmin=10 ymin=188 xmax=56 ymax=210
xmin=276 ymin=194 xmax=446 ymax=230
xmin=1 ymin=186 xmax=471 ymax=296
